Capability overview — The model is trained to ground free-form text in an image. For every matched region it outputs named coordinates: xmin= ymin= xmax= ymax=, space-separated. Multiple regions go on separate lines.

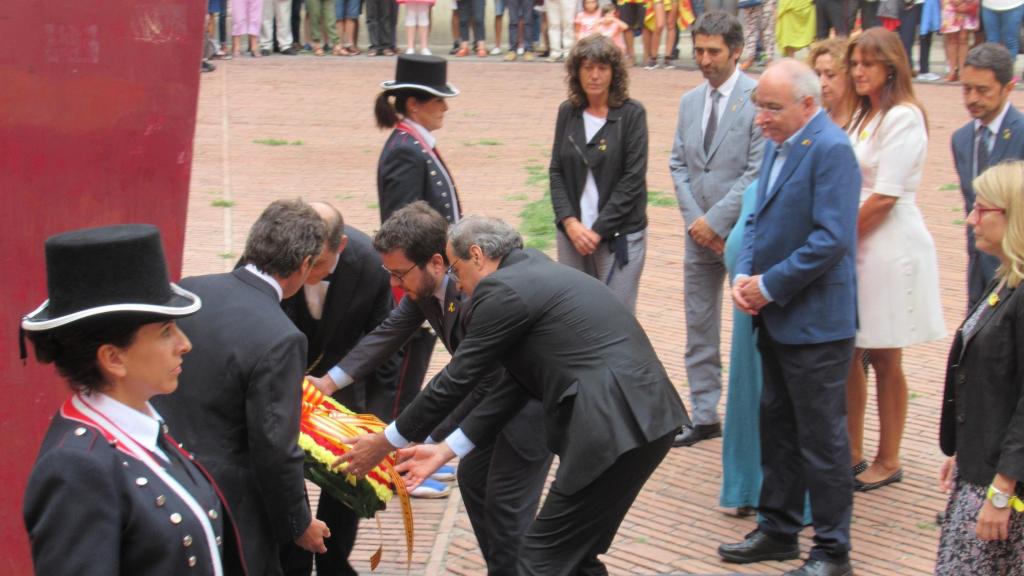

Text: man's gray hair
xmin=769 ymin=58 xmax=822 ymax=106
xmin=448 ymin=215 xmax=524 ymax=260
xmin=243 ymin=199 xmax=326 ymax=277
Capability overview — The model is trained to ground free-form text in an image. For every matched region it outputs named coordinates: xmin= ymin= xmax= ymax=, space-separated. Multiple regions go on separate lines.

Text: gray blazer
xmin=670 ymin=73 xmax=763 ymax=239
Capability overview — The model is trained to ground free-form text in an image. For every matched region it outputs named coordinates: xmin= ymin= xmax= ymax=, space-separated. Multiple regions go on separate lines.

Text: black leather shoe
xmin=783 ymin=558 xmax=853 ymax=576
xmin=673 ymin=422 xmax=722 ymax=447
xmin=279 ymin=45 xmax=300 ymax=55
xmin=718 ymin=530 xmax=799 ymax=563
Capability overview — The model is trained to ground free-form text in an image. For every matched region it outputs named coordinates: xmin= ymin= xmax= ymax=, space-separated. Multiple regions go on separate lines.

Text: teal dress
xmin=720 ymin=181 xmax=811 ymax=522
xmin=720 ymin=181 xmax=762 ymax=509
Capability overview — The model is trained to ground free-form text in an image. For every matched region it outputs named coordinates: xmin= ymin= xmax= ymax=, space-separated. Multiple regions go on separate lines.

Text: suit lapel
xmin=707 ymin=80 xmax=752 ymax=160
xmin=991 ymin=106 xmax=1022 ymax=164
xmin=763 ymin=115 xmax=824 ymax=207
xmin=442 ymin=278 xmax=462 ymax=349
xmin=692 ymin=88 xmax=709 ymax=161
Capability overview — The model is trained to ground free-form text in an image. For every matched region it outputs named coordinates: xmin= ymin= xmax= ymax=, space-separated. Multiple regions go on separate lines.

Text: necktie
xmin=704 ymin=90 xmax=721 ymax=154
xmin=976 ymin=125 xmax=991 ymax=177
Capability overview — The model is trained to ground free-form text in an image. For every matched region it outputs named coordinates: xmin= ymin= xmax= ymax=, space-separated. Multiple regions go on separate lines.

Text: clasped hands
xmin=333 ymin=432 xmax=456 ymax=491
xmin=563 ymin=217 xmax=601 ymax=257
xmin=732 ymin=274 xmax=769 ymax=315
xmin=688 ymin=216 xmax=724 ymax=255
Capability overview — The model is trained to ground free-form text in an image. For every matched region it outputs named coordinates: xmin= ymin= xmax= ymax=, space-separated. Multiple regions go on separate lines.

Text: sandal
xmin=346 ymin=46 xmax=361 ymax=56
xmin=313 ymin=46 xmax=325 ymax=56
xmin=332 ymin=45 xmax=346 ymax=56
xmin=476 ymin=45 xmax=488 ymax=57
xmin=455 ymin=45 xmax=470 ymax=57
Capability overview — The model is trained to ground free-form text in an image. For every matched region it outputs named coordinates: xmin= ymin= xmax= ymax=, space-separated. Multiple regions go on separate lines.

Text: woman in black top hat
xmin=374 ymin=54 xmax=462 ymax=225
xmin=20 ymin=224 xmax=245 ymax=576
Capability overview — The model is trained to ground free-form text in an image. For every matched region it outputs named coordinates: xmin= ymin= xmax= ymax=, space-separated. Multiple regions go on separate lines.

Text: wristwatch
xmin=987 ymin=485 xmax=1024 ymax=512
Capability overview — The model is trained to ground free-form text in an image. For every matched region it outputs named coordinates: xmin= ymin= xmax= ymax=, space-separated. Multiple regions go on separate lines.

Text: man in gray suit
xmin=339 ymin=215 xmax=689 ymax=575
xmin=670 ymin=10 xmax=763 ymax=447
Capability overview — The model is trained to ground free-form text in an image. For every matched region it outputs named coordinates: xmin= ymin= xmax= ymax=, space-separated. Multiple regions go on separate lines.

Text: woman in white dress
xmin=844 ymin=28 xmax=946 ymax=491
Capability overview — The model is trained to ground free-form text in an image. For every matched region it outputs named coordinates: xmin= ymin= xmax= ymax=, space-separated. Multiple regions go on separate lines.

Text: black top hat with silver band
xmin=21 ymin=224 xmax=200 ymax=332
xmin=380 ymin=54 xmax=460 ymax=98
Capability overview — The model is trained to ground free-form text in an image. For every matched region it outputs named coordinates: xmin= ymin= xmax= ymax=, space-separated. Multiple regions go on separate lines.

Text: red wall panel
xmin=0 ymin=1 xmax=204 ymax=572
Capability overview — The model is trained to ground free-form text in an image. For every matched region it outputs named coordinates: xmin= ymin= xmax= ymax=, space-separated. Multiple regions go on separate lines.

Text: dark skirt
xmin=935 ymin=476 xmax=1024 ymax=575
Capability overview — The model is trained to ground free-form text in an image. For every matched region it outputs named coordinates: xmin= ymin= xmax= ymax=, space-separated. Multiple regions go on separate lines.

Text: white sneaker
xmin=420 ymin=47 xmax=432 ymax=55
xmin=918 ymin=72 xmax=941 ymax=82
xmin=516 ymin=47 xmax=525 ymax=56
xmin=405 ymin=47 xmax=415 ymax=54
xmin=489 ymin=46 xmax=503 ymax=55
xmin=409 ymin=478 xmax=452 ymax=499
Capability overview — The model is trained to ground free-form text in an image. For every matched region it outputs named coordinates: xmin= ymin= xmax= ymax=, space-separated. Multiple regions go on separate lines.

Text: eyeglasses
xmin=754 ymin=103 xmax=788 ymax=116
xmin=381 ymin=262 xmax=418 ymax=281
xmin=971 ymin=204 xmax=1006 ymax=217
xmin=446 ymin=258 xmax=461 ymax=282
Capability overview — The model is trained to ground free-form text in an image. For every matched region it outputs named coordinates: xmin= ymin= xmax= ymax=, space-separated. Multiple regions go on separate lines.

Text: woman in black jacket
xmin=374 ymin=54 xmax=462 ymax=225
xmin=21 ymin=224 xmax=245 ymax=576
xmin=549 ymin=34 xmax=649 ymax=313
xmin=936 ymin=161 xmax=1024 ymax=573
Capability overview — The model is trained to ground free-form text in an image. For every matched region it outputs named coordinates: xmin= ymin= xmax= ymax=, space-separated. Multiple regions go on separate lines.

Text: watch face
xmin=992 ymin=492 xmax=1010 ymax=509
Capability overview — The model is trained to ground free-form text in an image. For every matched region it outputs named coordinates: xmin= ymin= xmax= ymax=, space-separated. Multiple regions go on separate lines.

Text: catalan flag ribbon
xmin=298 ymin=379 xmax=414 ymax=569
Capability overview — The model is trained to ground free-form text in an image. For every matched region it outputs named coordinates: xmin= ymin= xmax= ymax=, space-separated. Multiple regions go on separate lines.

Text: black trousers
xmin=365 ymin=0 xmax=397 ymax=50
xmin=756 ymin=328 xmax=855 ymax=562
xmin=459 ymin=404 xmax=553 ymax=576
xmin=517 ymin=432 xmax=674 ymax=576
xmin=817 ymin=0 xmax=854 ymax=38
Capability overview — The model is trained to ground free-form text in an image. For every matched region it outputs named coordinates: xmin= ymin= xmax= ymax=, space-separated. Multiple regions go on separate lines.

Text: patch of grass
xmin=211 ymin=199 xmax=235 ymax=208
xmin=519 ymin=192 xmax=555 ymax=250
xmin=916 ymin=522 xmax=937 ymax=531
xmin=951 ymin=207 xmax=962 ymax=212
xmin=335 ymin=194 xmax=354 ymax=201
xmin=648 ymin=189 xmax=676 ymax=208
xmin=253 ymin=138 xmax=289 ymax=146
xmin=524 ymin=164 xmax=549 ymax=189
xmin=953 ymin=219 xmax=966 ymax=226
xmin=939 ymin=183 xmax=959 ymax=191
xmin=909 ymin=391 xmax=921 ymax=400
xmin=463 ymin=139 xmax=503 ymax=147
xmin=506 ymin=193 xmax=529 ymax=201
xmin=367 ymin=202 xmax=379 ymax=210
xmin=218 ymin=251 xmax=235 ymax=259
xmin=290 ymin=140 xmax=304 ymax=146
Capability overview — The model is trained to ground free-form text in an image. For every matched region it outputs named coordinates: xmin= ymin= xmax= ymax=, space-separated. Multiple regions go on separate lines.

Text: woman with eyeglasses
xmin=936 ymin=160 xmax=1024 ymax=573
xmin=844 ymin=27 xmax=946 ymax=492
xmin=549 ymin=34 xmax=649 ymax=312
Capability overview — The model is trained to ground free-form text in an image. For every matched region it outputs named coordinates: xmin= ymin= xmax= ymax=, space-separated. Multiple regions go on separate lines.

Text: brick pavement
xmin=184 ymin=55 xmax=1023 ymax=575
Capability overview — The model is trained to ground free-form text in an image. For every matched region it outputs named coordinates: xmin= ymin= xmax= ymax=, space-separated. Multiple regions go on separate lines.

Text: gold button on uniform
xmin=156 ymin=495 xmax=166 ymax=507
xmin=74 ymin=427 xmax=87 ymax=436
xmin=136 ymin=477 xmax=149 ymax=486
xmin=170 ymin=513 xmax=182 ymax=524
xmin=208 ymin=509 xmax=218 ymax=520
xmin=216 ymin=536 xmax=223 ymax=546
xmin=182 ymin=535 xmax=193 ymax=547
xmin=187 ymin=555 xmax=197 ymax=568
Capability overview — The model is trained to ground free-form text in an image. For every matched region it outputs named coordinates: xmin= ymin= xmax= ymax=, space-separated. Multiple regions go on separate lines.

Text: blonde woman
xmin=936 ymin=161 xmax=1024 ymax=573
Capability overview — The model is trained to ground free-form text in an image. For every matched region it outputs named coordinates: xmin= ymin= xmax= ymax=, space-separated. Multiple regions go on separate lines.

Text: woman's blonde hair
xmin=807 ymin=37 xmax=856 ymax=129
xmin=973 ymin=160 xmax=1024 ymax=287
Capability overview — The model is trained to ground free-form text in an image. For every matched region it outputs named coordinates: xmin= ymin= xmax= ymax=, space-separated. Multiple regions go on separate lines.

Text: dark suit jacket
xmin=952 ymin=104 xmax=1024 ymax=217
xmin=24 ymin=407 xmax=245 ymax=576
xmin=951 ymin=105 xmax=1023 ymax=304
xmin=394 ymin=249 xmax=689 ymax=494
xmin=153 ymin=268 xmax=311 ymax=576
xmin=338 ymin=277 xmax=502 ymax=441
xmin=378 ymin=127 xmax=461 ymax=223
xmin=735 ymin=111 xmax=861 ymax=345
xmin=549 ymin=99 xmax=649 ymax=239
xmin=281 ymin=226 xmax=399 ymax=416
xmin=940 ymin=280 xmax=1024 ymax=489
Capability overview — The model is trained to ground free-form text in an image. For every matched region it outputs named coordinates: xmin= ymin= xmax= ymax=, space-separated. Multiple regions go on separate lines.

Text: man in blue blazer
xmin=952 ymin=43 xmax=1024 ymax=309
xmin=721 ymin=59 xmax=861 ymax=576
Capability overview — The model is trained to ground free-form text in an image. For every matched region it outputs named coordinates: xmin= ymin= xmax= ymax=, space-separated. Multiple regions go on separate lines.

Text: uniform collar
xmin=403 ymin=119 xmax=436 ymax=149
xmin=86 ymin=392 xmax=164 ymax=456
